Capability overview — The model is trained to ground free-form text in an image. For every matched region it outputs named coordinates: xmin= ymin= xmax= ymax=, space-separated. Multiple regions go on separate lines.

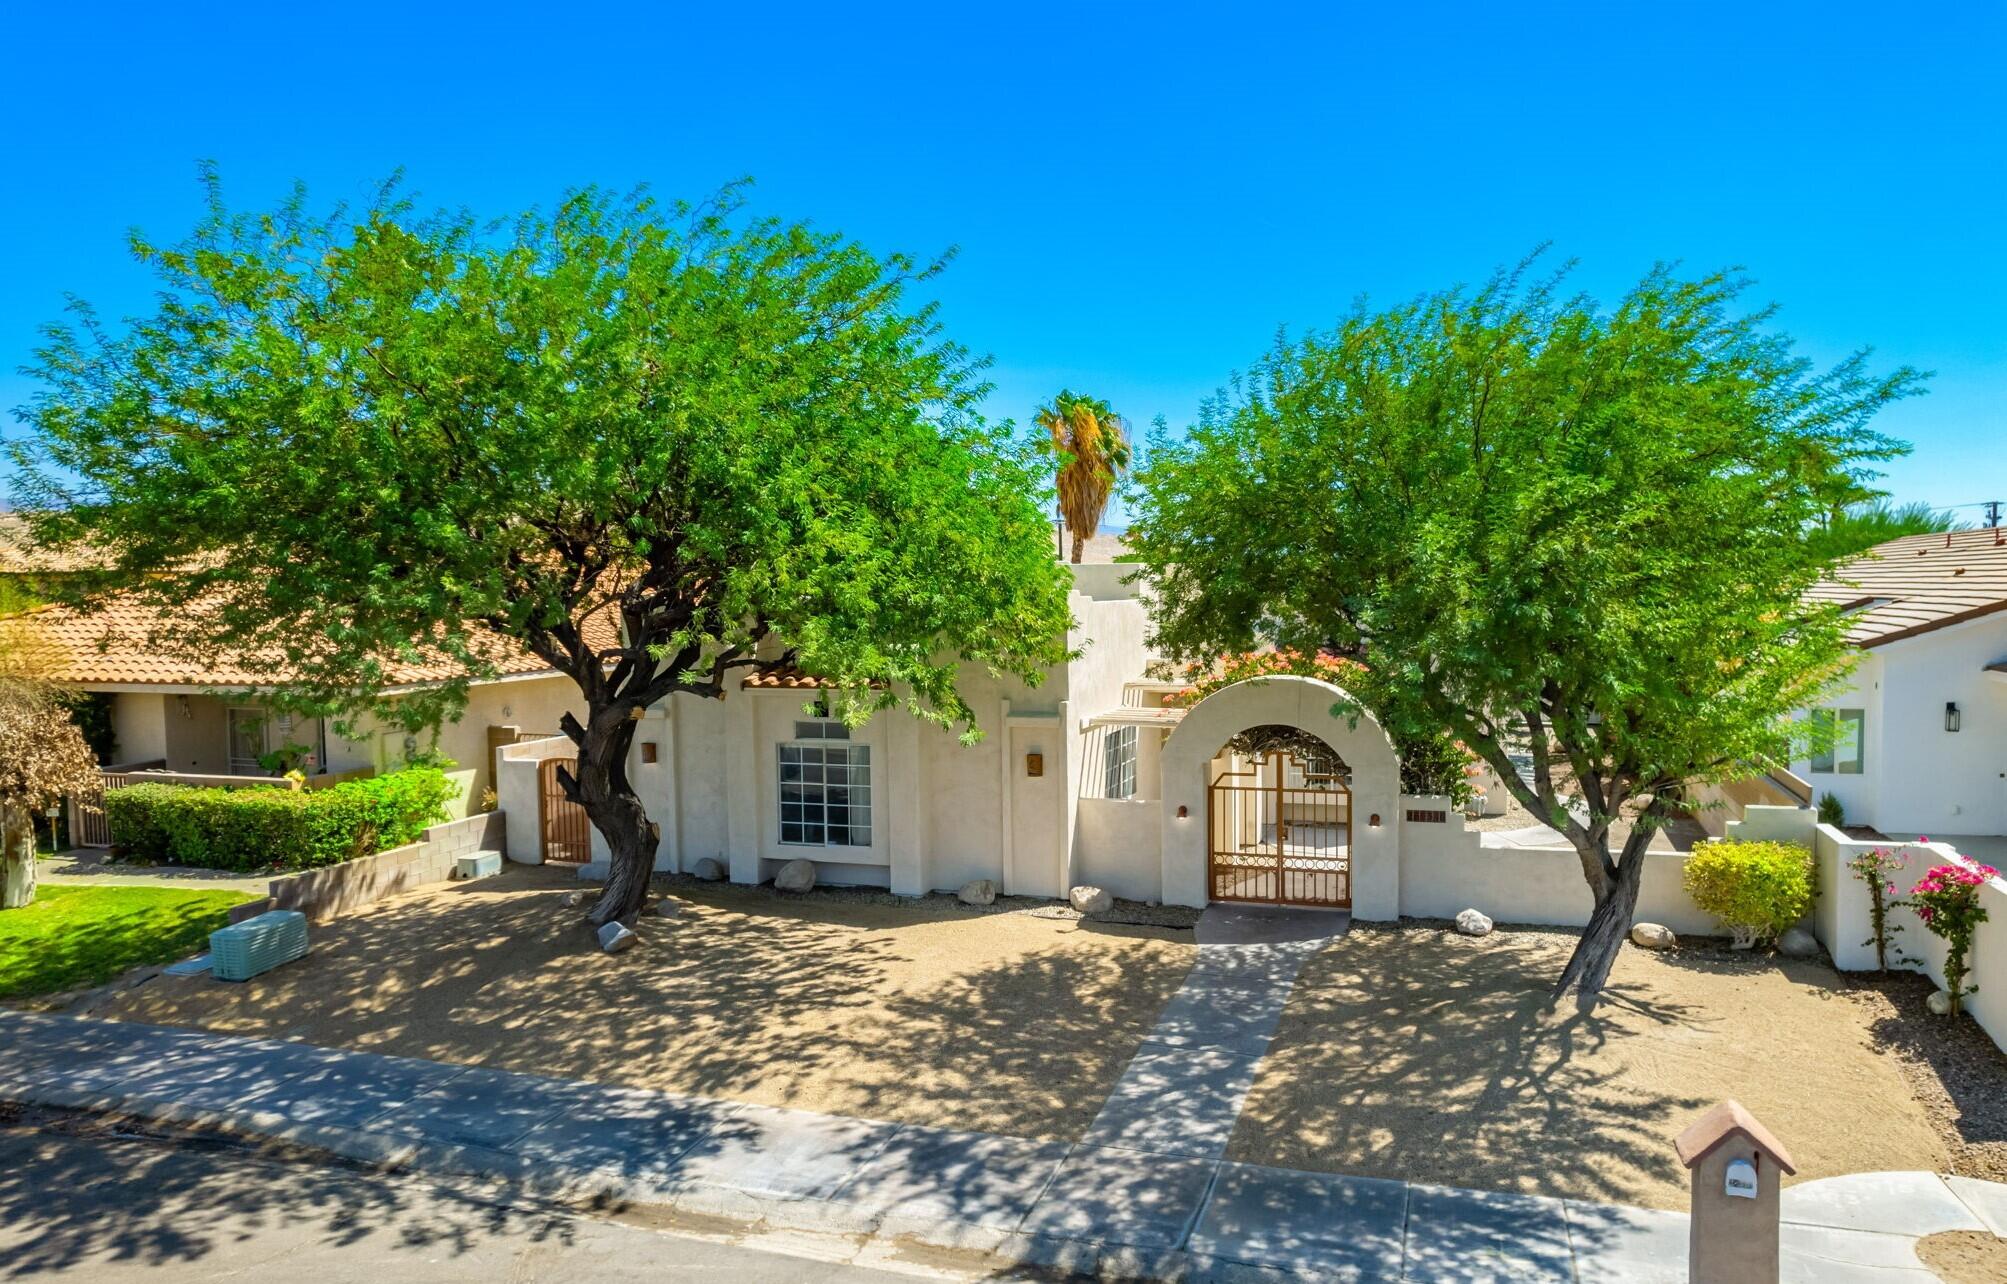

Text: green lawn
xmin=0 ymin=884 xmax=255 ymax=1000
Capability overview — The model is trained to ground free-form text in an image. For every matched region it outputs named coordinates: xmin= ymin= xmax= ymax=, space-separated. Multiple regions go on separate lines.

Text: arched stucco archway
xmin=1158 ymin=675 xmax=1402 ymax=917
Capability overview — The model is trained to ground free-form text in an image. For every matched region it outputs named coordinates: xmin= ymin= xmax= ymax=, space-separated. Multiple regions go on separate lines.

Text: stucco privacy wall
xmin=1737 ymin=803 xmax=2007 ymax=1056
xmin=1158 ymin=675 xmax=1401 ymax=915
xmin=1075 ymin=796 xmax=1163 ymax=902
xmin=1397 ymin=802 xmax=1717 ymax=935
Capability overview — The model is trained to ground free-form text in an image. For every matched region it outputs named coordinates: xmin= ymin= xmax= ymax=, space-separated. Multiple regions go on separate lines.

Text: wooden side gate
xmin=1207 ymin=751 xmax=1352 ymax=907
xmin=68 ymin=773 xmax=143 ymax=849
xmin=538 ymin=756 xmax=592 ymax=864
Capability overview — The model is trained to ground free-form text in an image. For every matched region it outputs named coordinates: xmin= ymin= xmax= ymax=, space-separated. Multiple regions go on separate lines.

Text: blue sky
xmin=3 ymin=2 xmax=2002 ymax=524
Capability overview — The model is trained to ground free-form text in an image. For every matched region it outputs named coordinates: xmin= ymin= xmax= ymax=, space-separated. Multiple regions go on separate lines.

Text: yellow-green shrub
xmin=1682 ymin=839 xmax=1815 ymax=948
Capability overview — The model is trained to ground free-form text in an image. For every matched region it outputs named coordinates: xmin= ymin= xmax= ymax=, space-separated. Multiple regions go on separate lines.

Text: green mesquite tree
xmin=10 ymin=172 xmax=1074 ymax=929
xmin=1128 ymin=259 xmax=1921 ymax=1004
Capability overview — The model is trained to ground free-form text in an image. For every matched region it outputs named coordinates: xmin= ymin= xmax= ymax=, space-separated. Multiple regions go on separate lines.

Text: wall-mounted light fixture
xmin=1946 ymin=702 xmax=1962 ymax=733
xmin=1176 ymin=804 xmax=1189 ymax=820
xmin=1025 ymin=752 xmax=1043 ymax=778
xmin=640 ymin=741 xmax=659 ymax=764
xmin=1369 ymin=813 xmax=1382 ymax=828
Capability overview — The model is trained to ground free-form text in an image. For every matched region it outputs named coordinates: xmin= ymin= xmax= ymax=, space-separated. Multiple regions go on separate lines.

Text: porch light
xmin=1946 ymin=702 xmax=1961 ymax=733
xmin=1369 ymin=813 xmax=1381 ymax=828
xmin=1176 ymin=804 xmax=1188 ymax=820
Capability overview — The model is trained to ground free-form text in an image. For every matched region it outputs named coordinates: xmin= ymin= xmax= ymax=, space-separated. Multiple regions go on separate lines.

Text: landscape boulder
xmin=774 ymin=858 xmax=818 ymax=893
xmin=653 ymin=897 xmax=683 ymax=919
xmin=597 ymin=921 xmax=637 ymax=954
xmin=1069 ymin=885 xmax=1113 ymax=915
xmin=957 ymin=879 xmax=999 ymax=907
xmin=690 ymin=857 xmax=727 ymax=882
xmin=1630 ymin=922 xmax=1677 ymax=950
xmin=1454 ymin=908 xmax=1494 ymax=936
xmin=1928 ymin=989 xmax=1954 ymax=1016
xmin=1776 ymin=927 xmax=1820 ymax=959
xmin=560 ymin=890 xmax=587 ymax=908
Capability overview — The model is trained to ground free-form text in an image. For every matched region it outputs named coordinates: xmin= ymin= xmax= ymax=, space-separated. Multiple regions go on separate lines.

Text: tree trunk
xmin=1069 ymin=530 xmax=1085 ymax=564
xmin=1552 ymin=845 xmax=1645 ymax=1007
xmin=565 ymin=710 xmax=655 ymax=929
xmin=2 ymin=801 xmax=37 ymax=910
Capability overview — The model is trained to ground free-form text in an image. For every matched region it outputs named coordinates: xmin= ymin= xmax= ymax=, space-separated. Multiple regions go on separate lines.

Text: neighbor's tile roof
xmin=4 ymin=591 xmax=620 ymax=689
xmin=1810 ymin=526 xmax=2007 ymax=647
xmin=0 ymin=513 xmax=104 ymax=574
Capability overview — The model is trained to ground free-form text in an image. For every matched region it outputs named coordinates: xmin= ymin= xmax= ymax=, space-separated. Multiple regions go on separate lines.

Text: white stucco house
xmin=1795 ymin=526 xmax=2007 ymax=843
xmin=497 ymin=556 xmax=1710 ymax=929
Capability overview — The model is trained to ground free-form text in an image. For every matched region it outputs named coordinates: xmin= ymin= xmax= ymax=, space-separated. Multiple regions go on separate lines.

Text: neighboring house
xmin=1 ymin=514 xmax=590 ymax=821
xmin=1795 ymin=525 xmax=2007 ymax=839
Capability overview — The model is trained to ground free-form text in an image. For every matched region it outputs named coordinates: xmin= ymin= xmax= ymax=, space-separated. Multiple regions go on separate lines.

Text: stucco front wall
xmin=1157 ymin=675 xmax=1402 ymax=916
xmin=108 ymin=693 xmax=169 ymax=765
xmin=1792 ymin=616 xmax=2007 ymax=835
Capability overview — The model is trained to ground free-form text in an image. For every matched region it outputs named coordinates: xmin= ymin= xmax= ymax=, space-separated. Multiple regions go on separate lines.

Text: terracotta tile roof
xmin=0 ymin=513 xmax=104 ymax=574
xmin=1809 ymin=526 xmax=2007 ymax=648
xmin=2 ymin=589 xmax=620 ymax=690
xmin=741 ymin=666 xmax=842 ymax=690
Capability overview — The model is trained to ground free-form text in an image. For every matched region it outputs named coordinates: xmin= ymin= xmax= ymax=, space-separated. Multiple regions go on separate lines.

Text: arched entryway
xmin=1207 ymin=725 xmax=1353 ymax=907
xmin=1158 ymin=675 xmax=1401 ymax=915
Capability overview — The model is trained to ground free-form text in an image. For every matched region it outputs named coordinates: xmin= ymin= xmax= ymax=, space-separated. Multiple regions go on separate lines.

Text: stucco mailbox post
xmin=1674 ymin=1099 xmax=1797 ymax=1284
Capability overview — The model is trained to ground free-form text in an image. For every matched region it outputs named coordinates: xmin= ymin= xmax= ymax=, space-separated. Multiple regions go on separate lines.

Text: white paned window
xmin=1809 ymin=708 xmax=1866 ymax=775
xmin=779 ymin=738 xmax=873 ymax=847
xmin=1103 ymin=725 xmax=1138 ymax=799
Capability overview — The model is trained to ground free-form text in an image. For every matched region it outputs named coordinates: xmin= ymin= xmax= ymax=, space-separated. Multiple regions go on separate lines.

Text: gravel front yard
xmin=76 ymin=865 xmax=1197 ymax=1141
xmin=1227 ymin=922 xmax=1957 ymax=1211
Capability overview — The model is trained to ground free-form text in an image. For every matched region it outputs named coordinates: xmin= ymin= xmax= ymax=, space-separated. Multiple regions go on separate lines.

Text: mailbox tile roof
xmin=1674 ymin=1099 xmax=1798 ymax=1174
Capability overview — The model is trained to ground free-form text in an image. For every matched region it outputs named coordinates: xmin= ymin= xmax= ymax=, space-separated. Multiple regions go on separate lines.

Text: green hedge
xmin=104 ymin=767 xmax=459 ymax=872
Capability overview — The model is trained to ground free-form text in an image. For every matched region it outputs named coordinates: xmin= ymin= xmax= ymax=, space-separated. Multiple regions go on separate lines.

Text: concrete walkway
xmin=1082 ymin=904 xmax=1348 ymax=1159
xmin=1 ymin=1010 xmax=1995 ymax=1282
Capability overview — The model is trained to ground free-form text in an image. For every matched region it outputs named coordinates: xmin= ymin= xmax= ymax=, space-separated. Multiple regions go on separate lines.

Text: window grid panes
xmin=1103 ymin=726 xmax=1138 ymax=799
xmin=779 ymin=743 xmax=872 ymax=846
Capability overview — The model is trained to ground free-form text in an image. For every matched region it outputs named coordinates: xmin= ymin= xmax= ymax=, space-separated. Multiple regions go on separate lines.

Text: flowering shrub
xmin=1683 ymin=840 xmax=1815 ymax=949
xmin=1848 ymin=845 xmax=1914 ymax=973
xmin=1908 ymin=860 xmax=1997 ymax=1016
xmin=1160 ymin=649 xmax=1366 ymax=707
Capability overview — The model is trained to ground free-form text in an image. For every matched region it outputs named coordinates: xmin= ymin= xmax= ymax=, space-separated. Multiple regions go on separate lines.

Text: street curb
xmin=0 ymin=1082 xmax=1183 ymax=1282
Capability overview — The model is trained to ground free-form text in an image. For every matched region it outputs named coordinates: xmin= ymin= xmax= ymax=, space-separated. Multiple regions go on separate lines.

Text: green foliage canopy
xmin=11 ymin=173 xmax=1075 ymax=922
xmin=1128 ymin=259 xmax=1920 ymax=994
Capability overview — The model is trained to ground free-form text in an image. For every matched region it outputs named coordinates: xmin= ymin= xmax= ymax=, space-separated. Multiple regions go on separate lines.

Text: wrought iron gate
xmin=538 ymin=757 xmax=592 ymax=864
xmin=1207 ymin=751 xmax=1352 ymax=907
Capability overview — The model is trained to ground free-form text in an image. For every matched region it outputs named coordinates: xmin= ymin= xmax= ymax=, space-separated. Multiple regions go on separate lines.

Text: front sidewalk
xmin=1 ymin=1010 xmax=1998 ymax=1282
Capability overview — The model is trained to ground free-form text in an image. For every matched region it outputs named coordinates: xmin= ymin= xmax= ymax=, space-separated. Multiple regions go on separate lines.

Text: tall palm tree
xmin=1035 ymin=390 xmax=1130 ymax=563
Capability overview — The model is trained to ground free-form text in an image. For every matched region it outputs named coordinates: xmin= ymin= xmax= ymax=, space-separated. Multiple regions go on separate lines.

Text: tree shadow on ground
xmin=73 ymin=866 xmax=1196 ymax=1142
xmin=0 ymin=1113 xmax=578 ymax=1277
xmin=1228 ymin=921 xmax=1945 ymax=1210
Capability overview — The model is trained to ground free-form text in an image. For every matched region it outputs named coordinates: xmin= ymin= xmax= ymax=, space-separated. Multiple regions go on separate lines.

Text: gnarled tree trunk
xmin=560 ymin=708 xmax=656 ymax=929
xmin=1552 ymin=845 xmax=1645 ymax=1007
xmin=2 ymin=800 xmax=38 ymax=910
